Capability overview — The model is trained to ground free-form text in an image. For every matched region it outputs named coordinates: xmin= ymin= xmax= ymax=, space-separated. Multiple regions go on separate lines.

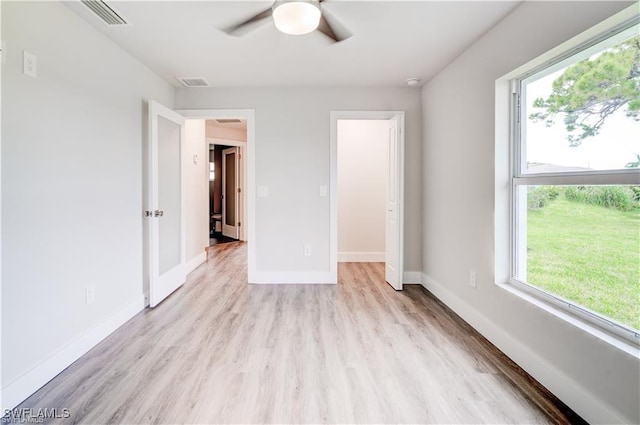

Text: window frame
xmin=508 ymin=17 xmax=640 ymax=345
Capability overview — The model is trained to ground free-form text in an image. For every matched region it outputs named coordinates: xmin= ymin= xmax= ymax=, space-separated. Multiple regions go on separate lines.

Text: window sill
xmin=496 ymin=280 xmax=640 ymax=359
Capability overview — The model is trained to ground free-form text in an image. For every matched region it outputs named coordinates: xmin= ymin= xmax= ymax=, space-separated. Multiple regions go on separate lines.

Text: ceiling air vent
xmin=215 ymin=119 xmax=242 ymax=124
xmin=176 ymin=77 xmax=211 ymax=88
xmin=81 ymin=0 xmax=128 ymax=26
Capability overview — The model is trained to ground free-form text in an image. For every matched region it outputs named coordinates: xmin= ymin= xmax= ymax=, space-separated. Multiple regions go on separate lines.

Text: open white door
xmin=385 ymin=116 xmax=402 ymax=290
xmin=148 ymin=101 xmax=186 ymax=307
xmin=222 ymin=147 xmax=240 ymax=239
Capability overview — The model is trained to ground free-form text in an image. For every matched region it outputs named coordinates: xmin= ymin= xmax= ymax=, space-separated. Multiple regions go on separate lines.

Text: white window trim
xmin=495 ymin=4 xmax=640 ymax=356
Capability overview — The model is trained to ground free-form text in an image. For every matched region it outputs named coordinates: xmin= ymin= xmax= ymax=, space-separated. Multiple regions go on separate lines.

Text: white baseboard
xmin=403 ymin=271 xmax=422 ymax=284
xmin=420 ymin=273 xmax=628 ymax=425
xmin=249 ymin=270 xmax=336 ymax=284
xmin=338 ymin=252 xmax=385 ymax=262
xmin=2 ymin=295 xmax=146 ymax=410
xmin=186 ymin=251 xmax=207 ymax=275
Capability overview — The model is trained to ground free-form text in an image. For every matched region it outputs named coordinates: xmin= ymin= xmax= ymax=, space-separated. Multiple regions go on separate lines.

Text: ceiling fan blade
xmin=317 ymin=10 xmax=351 ymax=43
xmin=223 ymin=7 xmax=273 ymax=36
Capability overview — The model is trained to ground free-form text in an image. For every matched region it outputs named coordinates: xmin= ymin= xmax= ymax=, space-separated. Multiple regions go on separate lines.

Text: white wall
xmin=185 ymin=120 xmax=208 ymax=269
xmin=1 ymin=1 xmax=174 ymax=407
xmin=206 ymin=121 xmax=247 ymax=142
xmin=421 ymin=2 xmax=638 ymax=424
xmin=338 ymin=119 xmax=389 ymax=262
xmin=176 ymin=87 xmax=422 ymax=277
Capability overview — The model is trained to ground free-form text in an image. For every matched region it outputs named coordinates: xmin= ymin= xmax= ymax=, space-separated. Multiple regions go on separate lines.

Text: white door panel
xmin=148 ymin=101 xmax=186 ymax=307
xmin=385 ymin=117 xmax=402 ymax=290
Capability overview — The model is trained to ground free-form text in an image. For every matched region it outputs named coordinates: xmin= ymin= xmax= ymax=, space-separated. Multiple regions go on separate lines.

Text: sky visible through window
xmin=525 ymin=54 xmax=640 ymax=172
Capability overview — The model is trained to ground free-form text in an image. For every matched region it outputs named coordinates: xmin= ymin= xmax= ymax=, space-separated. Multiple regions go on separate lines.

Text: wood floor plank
xmin=10 ymin=242 xmax=585 ymax=424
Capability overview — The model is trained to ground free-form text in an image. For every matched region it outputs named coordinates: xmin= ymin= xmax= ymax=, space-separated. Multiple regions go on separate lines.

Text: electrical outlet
xmin=303 ymin=244 xmax=312 ymax=257
xmin=469 ymin=270 xmax=477 ymax=288
xmin=86 ymin=287 xmax=96 ymax=305
xmin=23 ymin=51 xmax=37 ymax=78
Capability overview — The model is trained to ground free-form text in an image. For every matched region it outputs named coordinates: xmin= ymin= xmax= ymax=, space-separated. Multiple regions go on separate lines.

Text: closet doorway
xmin=330 ymin=111 xmax=405 ymax=290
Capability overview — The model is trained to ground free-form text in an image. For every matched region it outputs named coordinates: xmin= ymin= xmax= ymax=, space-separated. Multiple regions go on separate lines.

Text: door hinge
xmin=237 ymin=188 xmax=241 ymax=193
xmin=238 ymin=222 xmax=241 ymax=226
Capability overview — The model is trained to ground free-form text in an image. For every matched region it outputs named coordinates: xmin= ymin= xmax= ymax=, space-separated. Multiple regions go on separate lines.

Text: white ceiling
xmin=66 ymin=1 xmax=521 ymax=88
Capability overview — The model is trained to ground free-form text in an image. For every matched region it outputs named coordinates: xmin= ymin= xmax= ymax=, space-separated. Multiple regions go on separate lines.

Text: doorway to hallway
xmin=206 ymin=119 xmax=247 ymax=246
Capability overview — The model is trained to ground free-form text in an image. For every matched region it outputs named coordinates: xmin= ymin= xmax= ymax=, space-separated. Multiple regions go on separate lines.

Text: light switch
xmin=193 ymin=154 xmax=198 ymax=164
xmin=319 ymin=185 xmax=328 ymax=197
xmin=257 ymin=186 xmax=269 ymax=198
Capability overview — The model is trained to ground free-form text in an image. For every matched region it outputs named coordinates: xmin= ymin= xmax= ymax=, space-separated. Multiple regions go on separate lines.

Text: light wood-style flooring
xmin=16 ymin=242 xmax=583 ymax=424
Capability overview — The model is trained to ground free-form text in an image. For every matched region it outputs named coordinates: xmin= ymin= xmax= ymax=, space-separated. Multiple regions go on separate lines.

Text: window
xmin=209 ymin=162 xmax=215 ymax=181
xmin=511 ymin=20 xmax=640 ymax=342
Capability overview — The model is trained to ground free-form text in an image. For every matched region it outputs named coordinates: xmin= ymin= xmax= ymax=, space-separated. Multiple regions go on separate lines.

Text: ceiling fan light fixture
xmin=272 ymin=0 xmax=321 ymax=35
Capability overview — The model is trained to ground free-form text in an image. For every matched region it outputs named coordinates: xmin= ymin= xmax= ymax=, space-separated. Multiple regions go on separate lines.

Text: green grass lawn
xmin=527 ymin=198 xmax=640 ymax=331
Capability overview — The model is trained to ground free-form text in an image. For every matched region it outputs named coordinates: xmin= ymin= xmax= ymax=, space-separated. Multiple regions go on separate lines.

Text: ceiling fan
xmin=223 ymin=0 xmax=352 ymax=43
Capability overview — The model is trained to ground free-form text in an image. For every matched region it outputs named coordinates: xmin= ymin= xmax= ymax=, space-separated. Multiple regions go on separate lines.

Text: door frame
xmin=330 ymin=111 xmax=406 ymax=287
xmin=207 ymin=137 xmax=247 ymax=241
xmin=177 ymin=109 xmax=255 ymax=282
